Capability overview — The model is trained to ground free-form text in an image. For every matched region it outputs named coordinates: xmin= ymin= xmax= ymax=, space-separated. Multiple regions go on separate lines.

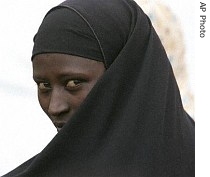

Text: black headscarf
xmin=4 ymin=0 xmax=194 ymax=177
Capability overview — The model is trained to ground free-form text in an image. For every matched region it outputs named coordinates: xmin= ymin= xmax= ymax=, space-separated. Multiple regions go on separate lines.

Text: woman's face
xmin=33 ymin=53 xmax=105 ymax=131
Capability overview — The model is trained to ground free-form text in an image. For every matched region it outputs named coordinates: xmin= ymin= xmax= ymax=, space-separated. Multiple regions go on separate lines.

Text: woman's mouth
xmin=57 ymin=127 xmax=62 ymax=132
xmin=53 ymin=122 xmax=66 ymax=132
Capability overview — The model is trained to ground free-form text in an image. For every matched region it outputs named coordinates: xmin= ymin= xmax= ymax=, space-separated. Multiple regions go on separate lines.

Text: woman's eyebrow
xmin=57 ymin=73 xmax=90 ymax=80
xmin=33 ymin=74 xmax=49 ymax=80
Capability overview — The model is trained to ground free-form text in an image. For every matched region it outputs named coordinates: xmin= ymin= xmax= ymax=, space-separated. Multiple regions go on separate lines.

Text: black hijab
xmin=4 ymin=0 xmax=194 ymax=176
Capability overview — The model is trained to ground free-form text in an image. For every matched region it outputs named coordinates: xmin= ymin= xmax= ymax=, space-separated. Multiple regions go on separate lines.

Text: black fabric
xmin=4 ymin=0 xmax=195 ymax=176
xmin=32 ymin=7 xmax=104 ymax=63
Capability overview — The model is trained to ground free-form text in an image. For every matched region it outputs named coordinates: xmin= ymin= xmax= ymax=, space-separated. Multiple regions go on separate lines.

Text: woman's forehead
xmin=32 ymin=53 xmax=105 ymax=77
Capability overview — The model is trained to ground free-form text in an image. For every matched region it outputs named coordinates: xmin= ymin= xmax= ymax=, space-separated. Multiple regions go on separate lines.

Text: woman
xmin=3 ymin=0 xmax=194 ymax=176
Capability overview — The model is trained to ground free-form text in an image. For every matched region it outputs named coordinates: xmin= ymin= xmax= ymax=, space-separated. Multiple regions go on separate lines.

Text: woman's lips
xmin=57 ymin=127 xmax=62 ymax=132
xmin=53 ymin=122 xmax=66 ymax=132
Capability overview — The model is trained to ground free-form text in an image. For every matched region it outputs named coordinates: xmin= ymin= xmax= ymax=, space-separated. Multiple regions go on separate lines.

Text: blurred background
xmin=0 ymin=0 xmax=196 ymax=175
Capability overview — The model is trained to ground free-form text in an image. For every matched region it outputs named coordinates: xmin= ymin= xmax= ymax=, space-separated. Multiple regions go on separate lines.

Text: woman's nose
xmin=48 ymin=88 xmax=70 ymax=116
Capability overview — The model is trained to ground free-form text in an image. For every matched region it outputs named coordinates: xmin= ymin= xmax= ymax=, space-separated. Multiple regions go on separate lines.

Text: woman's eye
xmin=38 ymin=82 xmax=51 ymax=91
xmin=66 ymin=80 xmax=82 ymax=89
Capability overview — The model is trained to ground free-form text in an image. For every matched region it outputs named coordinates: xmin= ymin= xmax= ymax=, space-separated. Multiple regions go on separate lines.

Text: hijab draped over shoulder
xmin=4 ymin=0 xmax=194 ymax=176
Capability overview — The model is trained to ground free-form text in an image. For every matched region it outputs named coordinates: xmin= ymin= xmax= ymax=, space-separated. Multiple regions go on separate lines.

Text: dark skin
xmin=33 ymin=53 xmax=105 ymax=132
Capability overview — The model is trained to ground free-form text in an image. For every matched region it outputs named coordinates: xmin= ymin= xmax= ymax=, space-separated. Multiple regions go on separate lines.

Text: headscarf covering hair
xmin=32 ymin=7 xmax=105 ymax=64
xmin=32 ymin=1 xmax=131 ymax=68
xmin=4 ymin=0 xmax=194 ymax=176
